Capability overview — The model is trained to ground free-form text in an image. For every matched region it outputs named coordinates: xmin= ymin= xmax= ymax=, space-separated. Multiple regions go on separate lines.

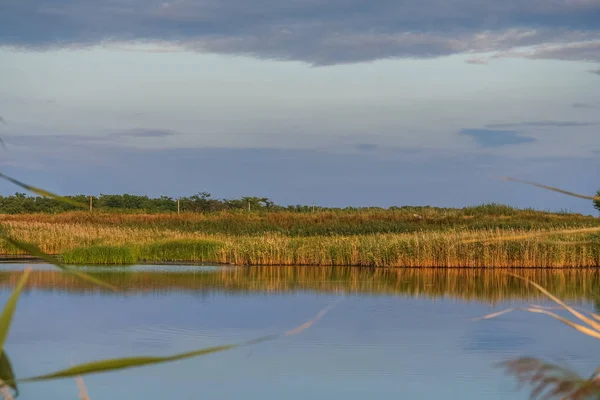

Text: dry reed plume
xmin=476 ymin=273 xmax=600 ymax=399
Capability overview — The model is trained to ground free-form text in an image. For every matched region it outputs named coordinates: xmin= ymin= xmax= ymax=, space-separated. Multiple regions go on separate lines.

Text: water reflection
xmin=1 ymin=264 xmax=599 ymax=400
xmin=0 ymin=264 xmax=598 ymax=305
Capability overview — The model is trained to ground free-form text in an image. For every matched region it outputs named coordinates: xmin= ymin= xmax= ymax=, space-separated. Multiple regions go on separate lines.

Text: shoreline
xmin=0 ymin=255 xmax=598 ymax=269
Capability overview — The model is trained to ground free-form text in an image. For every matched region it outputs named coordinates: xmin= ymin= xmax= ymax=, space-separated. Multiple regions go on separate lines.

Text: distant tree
xmin=240 ymin=196 xmax=273 ymax=211
xmin=595 ymin=189 xmax=600 ymax=214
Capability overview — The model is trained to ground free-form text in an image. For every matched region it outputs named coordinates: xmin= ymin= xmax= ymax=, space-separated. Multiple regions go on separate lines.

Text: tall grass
xmin=2 ymin=225 xmax=598 ymax=267
xmin=0 ymin=206 xmax=596 ymax=236
xmin=1 ymin=206 xmax=597 ymax=267
xmin=61 ymin=245 xmax=139 ymax=265
xmin=139 ymin=239 xmax=222 ymax=262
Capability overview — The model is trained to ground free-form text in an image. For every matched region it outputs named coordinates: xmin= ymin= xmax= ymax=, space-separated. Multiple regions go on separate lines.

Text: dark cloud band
xmin=459 ymin=128 xmax=536 ymax=148
xmin=1 ymin=0 xmax=600 ymax=65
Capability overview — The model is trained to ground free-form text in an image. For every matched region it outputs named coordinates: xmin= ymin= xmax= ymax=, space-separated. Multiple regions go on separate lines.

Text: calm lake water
xmin=1 ymin=264 xmax=599 ymax=399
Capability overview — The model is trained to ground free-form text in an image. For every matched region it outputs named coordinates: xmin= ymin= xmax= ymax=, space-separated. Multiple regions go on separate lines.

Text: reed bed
xmin=0 ymin=208 xmax=596 ymax=236
xmin=0 ymin=217 xmax=598 ymax=266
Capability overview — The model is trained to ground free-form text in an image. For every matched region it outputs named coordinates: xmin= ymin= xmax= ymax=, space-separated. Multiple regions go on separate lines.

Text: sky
xmin=0 ymin=0 xmax=599 ymax=213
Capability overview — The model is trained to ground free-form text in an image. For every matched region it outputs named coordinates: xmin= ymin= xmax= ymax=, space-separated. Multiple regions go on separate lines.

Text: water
xmin=1 ymin=264 xmax=599 ymax=399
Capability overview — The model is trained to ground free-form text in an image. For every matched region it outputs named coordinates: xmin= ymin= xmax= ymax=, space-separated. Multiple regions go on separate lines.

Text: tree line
xmin=0 ymin=191 xmax=598 ymax=214
xmin=0 ymin=192 xmax=317 ymax=213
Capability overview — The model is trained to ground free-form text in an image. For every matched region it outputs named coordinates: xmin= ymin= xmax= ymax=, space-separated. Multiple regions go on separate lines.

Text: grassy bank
xmin=0 ymin=209 xmax=598 ymax=267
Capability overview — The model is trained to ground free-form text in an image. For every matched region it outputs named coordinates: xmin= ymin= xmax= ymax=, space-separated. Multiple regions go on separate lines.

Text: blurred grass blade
xmin=283 ymin=298 xmax=342 ymax=336
xmin=16 ymin=300 xmax=340 ymax=384
xmin=18 ymin=340 xmax=273 ymax=383
xmin=0 ymin=173 xmax=86 ymax=208
xmin=507 ymin=272 xmax=600 ymax=334
xmin=0 ymin=234 xmax=117 ymax=292
xmin=0 ymin=267 xmax=30 ymax=352
xmin=475 ymin=306 xmax=600 ymax=339
xmin=0 ymin=352 xmax=18 ymax=397
xmin=472 ymin=307 xmax=516 ymax=321
xmin=529 ymin=304 xmax=600 ymax=322
xmin=524 ymin=308 xmax=600 ymax=339
xmin=75 ymin=376 xmax=90 ymax=400
xmin=501 ymin=177 xmax=600 ymax=201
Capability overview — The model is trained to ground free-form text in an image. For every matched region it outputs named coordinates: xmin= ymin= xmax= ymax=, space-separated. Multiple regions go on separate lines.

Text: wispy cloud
xmin=459 ymin=128 xmax=536 ymax=148
xmin=486 ymin=121 xmax=597 ymax=128
xmin=1 ymin=128 xmax=180 ymax=149
xmin=591 ymin=68 xmax=600 ymax=75
xmin=465 ymin=57 xmax=489 ymax=65
xmin=572 ymin=102 xmax=600 ymax=109
xmin=1 ymin=1 xmax=600 ymax=66
xmin=355 ymin=143 xmax=378 ymax=152
xmin=113 ymin=128 xmax=180 ymax=138
xmin=491 ymin=39 xmax=600 ymax=64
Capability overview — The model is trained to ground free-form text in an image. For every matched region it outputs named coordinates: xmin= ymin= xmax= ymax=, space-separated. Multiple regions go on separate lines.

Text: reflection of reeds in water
xmin=0 ymin=267 xmax=599 ymax=305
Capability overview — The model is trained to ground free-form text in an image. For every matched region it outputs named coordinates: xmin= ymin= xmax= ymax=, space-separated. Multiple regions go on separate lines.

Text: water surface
xmin=1 ymin=264 xmax=599 ymax=399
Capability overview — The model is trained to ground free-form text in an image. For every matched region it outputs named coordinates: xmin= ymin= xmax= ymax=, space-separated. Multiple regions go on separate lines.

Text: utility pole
xmin=89 ymin=196 xmax=93 ymax=212
xmin=177 ymin=198 xmax=180 ymax=215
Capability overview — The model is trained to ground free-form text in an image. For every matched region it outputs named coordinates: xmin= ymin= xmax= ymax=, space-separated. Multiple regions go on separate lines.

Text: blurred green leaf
xmin=18 ymin=335 xmax=274 ymax=383
xmin=0 ymin=172 xmax=86 ymax=208
xmin=0 ymin=351 xmax=18 ymax=397
xmin=0 ymin=233 xmax=118 ymax=292
xmin=14 ymin=299 xmax=339 ymax=384
xmin=0 ymin=268 xmax=30 ymax=352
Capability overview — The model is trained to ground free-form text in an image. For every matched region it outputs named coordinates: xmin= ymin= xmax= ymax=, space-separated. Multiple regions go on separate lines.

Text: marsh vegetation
xmin=1 ymin=207 xmax=598 ymax=267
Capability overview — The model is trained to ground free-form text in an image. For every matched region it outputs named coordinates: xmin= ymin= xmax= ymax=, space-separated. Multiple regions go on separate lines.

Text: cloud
xmin=486 ymin=120 xmax=598 ymax=128
xmin=591 ymin=68 xmax=600 ymax=75
xmin=1 ymin=1 xmax=600 ymax=66
xmin=465 ymin=57 xmax=489 ymax=65
xmin=355 ymin=143 xmax=378 ymax=152
xmin=572 ymin=102 xmax=600 ymax=109
xmin=113 ymin=128 xmax=180 ymax=138
xmin=491 ymin=38 xmax=600 ymax=64
xmin=459 ymin=128 xmax=536 ymax=148
xmin=2 ymin=129 xmax=179 ymax=149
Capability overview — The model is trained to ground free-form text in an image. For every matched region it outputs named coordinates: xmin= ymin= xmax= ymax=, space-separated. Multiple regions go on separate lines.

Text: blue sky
xmin=0 ymin=0 xmax=599 ymax=213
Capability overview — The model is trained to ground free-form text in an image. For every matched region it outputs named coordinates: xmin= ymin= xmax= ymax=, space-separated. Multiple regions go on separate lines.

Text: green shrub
xmin=61 ymin=245 xmax=139 ymax=265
